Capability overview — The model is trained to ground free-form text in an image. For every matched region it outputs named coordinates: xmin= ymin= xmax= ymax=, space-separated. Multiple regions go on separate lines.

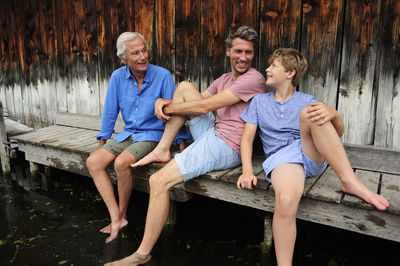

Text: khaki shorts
xmin=102 ymin=136 xmax=158 ymax=160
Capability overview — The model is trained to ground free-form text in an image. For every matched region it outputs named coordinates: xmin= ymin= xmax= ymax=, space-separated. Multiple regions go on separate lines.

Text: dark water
xmin=0 ymin=166 xmax=399 ymax=266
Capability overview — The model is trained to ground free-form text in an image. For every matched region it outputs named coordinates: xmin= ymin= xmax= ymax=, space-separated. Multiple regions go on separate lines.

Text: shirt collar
xmin=124 ymin=64 xmax=154 ymax=83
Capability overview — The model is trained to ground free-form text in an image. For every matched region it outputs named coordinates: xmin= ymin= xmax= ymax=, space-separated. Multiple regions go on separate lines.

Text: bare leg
xmin=86 ymin=149 xmax=126 ymax=242
xmin=132 ymin=81 xmax=203 ymax=167
xmin=271 ymin=163 xmax=305 ymax=266
xmin=299 ymin=108 xmax=389 ymax=210
xmin=101 ymin=151 xmax=138 ymax=242
xmin=106 ymin=159 xmax=184 ymax=265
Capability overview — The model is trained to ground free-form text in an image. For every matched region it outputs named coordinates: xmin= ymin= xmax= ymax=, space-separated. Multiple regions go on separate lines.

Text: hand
xmin=154 ymin=98 xmax=171 ymax=122
xmin=306 ymin=102 xmax=337 ymax=126
xmin=237 ymin=173 xmax=258 ymax=190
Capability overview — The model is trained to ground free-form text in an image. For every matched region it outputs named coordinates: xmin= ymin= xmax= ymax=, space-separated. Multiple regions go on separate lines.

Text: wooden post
xmin=260 ymin=212 xmax=274 ymax=257
xmin=0 ymin=101 xmax=11 ymax=177
xmin=41 ymin=165 xmax=53 ymax=191
xmin=164 ymin=200 xmax=178 ymax=233
xmin=29 ymin=161 xmax=41 ymax=190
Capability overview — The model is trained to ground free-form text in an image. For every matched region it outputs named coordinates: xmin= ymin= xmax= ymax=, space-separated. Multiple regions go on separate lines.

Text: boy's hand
xmin=306 ymin=102 xmax=337 ymax=126
xmin=237 ymin=173 xmax=258 ymax=190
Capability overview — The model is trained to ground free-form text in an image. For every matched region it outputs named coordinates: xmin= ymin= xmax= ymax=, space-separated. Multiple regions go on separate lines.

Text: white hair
xmin=116 ymin=32 xmax=147 ymax=60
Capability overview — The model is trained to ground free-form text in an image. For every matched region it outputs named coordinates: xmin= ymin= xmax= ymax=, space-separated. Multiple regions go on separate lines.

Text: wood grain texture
xmin=381 ymin=173 xmax=400 ymax=215
xmin=338 ymin=0 xmax=381 ymax=145
xmin=374 ymin=0 xmax=400 ymax=149
xmin=175 ymin=0 xmax=201 ymax=87
xmin=259 ymin=0 xmax=301 ymax=75
xmin=300 ymin=0 xmax=344 ymax=107
xmin=155 ymin=0 xmax=175 ymax=73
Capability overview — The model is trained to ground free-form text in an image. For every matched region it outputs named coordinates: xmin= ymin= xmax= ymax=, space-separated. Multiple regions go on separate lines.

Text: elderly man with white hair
xmin=86 ymin=32 xmax=191 ymax=243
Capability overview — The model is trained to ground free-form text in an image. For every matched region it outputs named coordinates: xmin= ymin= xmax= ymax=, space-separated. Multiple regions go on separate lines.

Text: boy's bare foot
xmin=104 ymin=251 xmax=151 ymax=266
xmin=131 ymin=149 xmax=171 ymax=167
xmin=341 ymin=180 xmax=389 ymax=211
xmin=105 ymin=218 xmax=128 ymax=243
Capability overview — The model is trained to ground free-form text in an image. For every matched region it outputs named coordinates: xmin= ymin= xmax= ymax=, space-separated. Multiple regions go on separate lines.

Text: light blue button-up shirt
xmin=96 ymin=64 xmax=191 ymax=145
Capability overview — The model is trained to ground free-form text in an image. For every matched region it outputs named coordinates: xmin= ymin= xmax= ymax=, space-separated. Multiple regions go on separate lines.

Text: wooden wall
xmin=0 ymin=0 xmax=399 ymax=150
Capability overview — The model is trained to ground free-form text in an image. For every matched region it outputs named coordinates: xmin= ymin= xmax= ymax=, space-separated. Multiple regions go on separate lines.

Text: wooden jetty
xmin=2 ymin=110 xmax=399 ymax=249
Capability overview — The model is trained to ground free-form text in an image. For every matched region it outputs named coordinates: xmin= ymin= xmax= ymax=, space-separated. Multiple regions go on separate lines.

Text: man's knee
xmin=148 ymin=171 xmax=173 ymax=195
xmin=114 ymin=154 xmax=133 ymax=175
xmin=86 ymin=153 xmax=107 ymax=173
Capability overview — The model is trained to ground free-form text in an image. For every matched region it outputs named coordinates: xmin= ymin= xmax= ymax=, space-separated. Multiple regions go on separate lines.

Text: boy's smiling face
xmin=265 ymin=58 xmax=294 ymax=87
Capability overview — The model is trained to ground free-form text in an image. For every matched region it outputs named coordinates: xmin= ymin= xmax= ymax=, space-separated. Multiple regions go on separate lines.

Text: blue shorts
xmin=262 ymin=139 xmax=327 ymax=182
xmin=174 ymin=113 xmax=241 ymax=182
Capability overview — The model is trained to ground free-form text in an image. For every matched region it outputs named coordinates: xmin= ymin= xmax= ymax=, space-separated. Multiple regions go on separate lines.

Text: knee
xmin=114 ymin=156 xmax=131 ymax=175
xmin=299 ymin=107 xmax=310 ymax=125
xmin=274 ymin=192 xmax=299 ymax=218
xmin=149 ymin=172 xmax=170 ymax=195
xmin=86 ymin=154 xmax=104 ymax=173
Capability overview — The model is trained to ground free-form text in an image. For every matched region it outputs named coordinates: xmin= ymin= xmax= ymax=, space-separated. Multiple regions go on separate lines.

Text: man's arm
xmin=306 ymin=102 xmax=344 ymax=137
xmin=237 ymin=123 xmax=258 ymax=190
xmin=163 ymin=89 xmax=241 ymax=116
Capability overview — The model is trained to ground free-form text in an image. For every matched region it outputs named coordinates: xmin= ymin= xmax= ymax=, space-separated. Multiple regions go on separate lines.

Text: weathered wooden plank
xmin=342 ymin=169 xmax=380 ymax=210
xmin=184 ymin=177 xmax=400 ymax=242
xmin=155 ymin=0 xmax=175 ymax=73
xmin=134 ymin=0 xmax=154 ymax=60
xmin=259 ymin=0 xmax=301 ymax=75
xmin=306 ymin=167 xmax=343 ymax=203
xmin=5 ymin=118 xmax=34 ymax=137
xmin=338 ymin=0 xmax=381 ymax=145
xmin=0 ymin=102 xmax=11 ymax=175
xmin=175 ymin=0 xmax=201 ymax=87
xmin=374 ymin=0 xmax=400 ymax=150
xmin=11 ymin=125 xmax=67 ymax=142
xmin=300 ymin=0 xmax=344 ymax=107
xmin=380 ymin=173 xmax=400 ymax=215
xmin=200 ymin=0 xmax=228 ymax=91
xmin=55 ymin=112 xmax=124 ymax=133
xmin=344 ymin=144 xmax=400 ymax=175
xmin=219 ymin=155 xmax=265 ymax=183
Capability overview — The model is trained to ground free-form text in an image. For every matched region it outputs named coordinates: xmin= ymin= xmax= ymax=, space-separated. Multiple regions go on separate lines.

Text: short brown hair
xmin=225 ymin=25 xmax=259 ymax=51
xmin=268 ymin=48 xmax=307 ymax=86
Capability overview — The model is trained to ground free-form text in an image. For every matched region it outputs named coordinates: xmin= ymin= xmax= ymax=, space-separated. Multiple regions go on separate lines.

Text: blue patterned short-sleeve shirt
xmin=240 ymin=91 xmax=315 ymax=158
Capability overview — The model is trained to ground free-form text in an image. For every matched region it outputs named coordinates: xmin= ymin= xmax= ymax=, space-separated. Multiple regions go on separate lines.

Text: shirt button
xmin=133 ymin=120 xmax=136 ymax=123
xmin=136 ymin=95 xmax=139 ymax=98
xmin=280 ymin=114 xmax=283 ymax=118
xmin=280 ymin=107 xmax=284 ymax=111
xmin=136 ymin=108 xmax=139 ymax=111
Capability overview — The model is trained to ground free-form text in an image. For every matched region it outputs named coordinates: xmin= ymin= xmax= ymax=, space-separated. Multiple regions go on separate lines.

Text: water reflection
xmin=1 ymin=167 xmax=399 ymax=266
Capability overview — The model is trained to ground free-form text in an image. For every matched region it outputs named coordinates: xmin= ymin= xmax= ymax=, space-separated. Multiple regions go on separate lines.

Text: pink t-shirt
xmin=206 ymin=68 xmax=266 ymax=154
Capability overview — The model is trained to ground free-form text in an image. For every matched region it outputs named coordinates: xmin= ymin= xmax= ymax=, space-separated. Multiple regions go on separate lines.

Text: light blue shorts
xmin=262 ymin=139 xmax=328 ymax=182
xmin=174 ymin=112 xmax=241 ymax=182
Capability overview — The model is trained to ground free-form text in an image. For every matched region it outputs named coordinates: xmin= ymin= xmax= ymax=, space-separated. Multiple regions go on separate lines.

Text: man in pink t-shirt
xmin=106 ymin=26 xmax=266 ymax=265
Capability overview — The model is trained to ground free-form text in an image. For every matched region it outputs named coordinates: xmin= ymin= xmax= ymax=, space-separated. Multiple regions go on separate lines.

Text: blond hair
xmin=268 ymin=48 xmax=307 ymax=86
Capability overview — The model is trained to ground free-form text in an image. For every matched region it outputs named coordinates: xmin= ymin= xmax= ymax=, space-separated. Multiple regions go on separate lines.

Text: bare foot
xmin=341 ymin=180 xmax=389 ymax=211
xmin=131 ymin=148 xmax=171 ymax=167
xmin=179 ymin=140 xmax=188 ymax=152
xmin=105 ymin=218 xmax=128 ymax=243
xmin=100 ymin=224 xmax=111 ymax=234
xmin=100 ymin=220 xmax=128 ymax=234
xmin=104 ymin=251 xmax=151 ymax=266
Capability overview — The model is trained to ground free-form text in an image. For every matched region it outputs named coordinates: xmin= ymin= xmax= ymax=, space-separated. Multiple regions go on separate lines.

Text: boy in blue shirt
xmin=238 ymin=48 xmax=389 ymax=265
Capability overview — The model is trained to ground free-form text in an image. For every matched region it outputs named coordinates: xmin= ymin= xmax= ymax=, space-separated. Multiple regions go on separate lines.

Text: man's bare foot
xmin=341 ymin=180 xmax=389 ymax=211
xmin=105 ymin=218 xmax=128 ymax=243
xmin=131 ymin=149 xmax=171 ymax=167
xmin=100 ymin=220 xmax=128 ymax=234
xmin=179 ymin=140 xmax=188 ymax=152
xmin=104 ymin=251 xmax=151 ymax=266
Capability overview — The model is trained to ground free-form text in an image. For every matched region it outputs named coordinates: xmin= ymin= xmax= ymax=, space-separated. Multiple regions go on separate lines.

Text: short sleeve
xmin=205 ymin=77 xmax=221 ymax=96
xmin=240 ymin=95 xmax=259 ymax=126
xmin=228 ymin=69 xmax=266 ymax=102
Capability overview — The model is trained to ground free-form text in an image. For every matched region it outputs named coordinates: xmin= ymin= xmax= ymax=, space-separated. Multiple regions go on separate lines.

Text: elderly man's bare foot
xmin=105 ymin=218 xmax=128 ymax=243
xmin=341 ymin=179 xmax=389 ymax=211
xmin=100 ymin=220 xmax=128 ymax=234
xmin=104 ymin=252 xmax=151 ymax=266
xmin=131 ymin=149 xmax=170 ymax=167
